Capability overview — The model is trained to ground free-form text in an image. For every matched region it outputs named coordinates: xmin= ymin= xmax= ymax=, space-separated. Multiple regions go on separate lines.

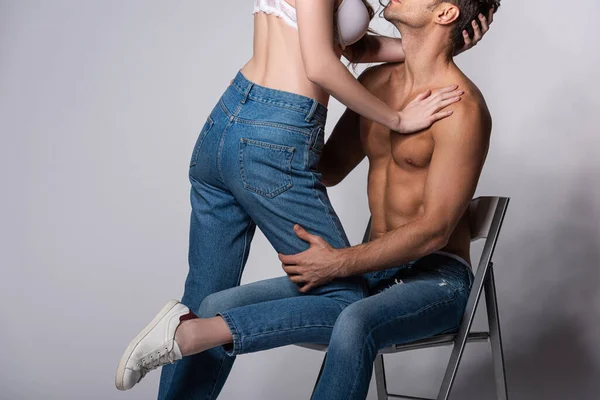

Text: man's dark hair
xmin=436 ymin=0 xmax=501 ymax=52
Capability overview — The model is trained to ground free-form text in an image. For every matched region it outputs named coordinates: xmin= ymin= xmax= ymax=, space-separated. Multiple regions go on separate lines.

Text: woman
xmin=116 ymin=0 xmax=491 ymax=396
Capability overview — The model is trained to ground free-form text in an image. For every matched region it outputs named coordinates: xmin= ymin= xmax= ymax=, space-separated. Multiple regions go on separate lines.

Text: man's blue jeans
xmin=158 ymin=71 xmax=366 ymax=399
xmin=199 ymin=253 xmax=474 ymax=400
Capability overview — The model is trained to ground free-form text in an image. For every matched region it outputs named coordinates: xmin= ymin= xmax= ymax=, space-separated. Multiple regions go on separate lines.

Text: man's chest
xmin=360 ymin=83 xmax=435 ymax=169
xmin=360 ymin=117 xmax=435 ymax=171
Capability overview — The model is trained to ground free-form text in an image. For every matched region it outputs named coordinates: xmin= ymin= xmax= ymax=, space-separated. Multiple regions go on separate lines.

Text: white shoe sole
xmin=115 ymin=299 xmax=180 ymax=391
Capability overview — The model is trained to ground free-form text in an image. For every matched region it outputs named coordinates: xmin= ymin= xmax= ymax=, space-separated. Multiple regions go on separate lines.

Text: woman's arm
xmin=296 ymin=0 xmax=460 ymax=134
xmin=343 ymin=34 xmax=405 ymax=64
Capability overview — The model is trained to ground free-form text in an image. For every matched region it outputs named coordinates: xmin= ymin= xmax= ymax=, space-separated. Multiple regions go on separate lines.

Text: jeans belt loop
xmin=241 ymin=83 xmax=254 ymax=104
xmin=305 ymin=99 xmax=318 ymax=122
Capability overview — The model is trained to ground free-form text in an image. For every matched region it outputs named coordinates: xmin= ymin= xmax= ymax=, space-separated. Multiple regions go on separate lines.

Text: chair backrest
xmin=469 ymin=197 xmax=503 ymax=241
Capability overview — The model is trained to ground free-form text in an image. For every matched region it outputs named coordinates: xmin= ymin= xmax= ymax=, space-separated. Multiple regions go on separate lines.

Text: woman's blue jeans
xmin=158 ymin=71 xmax=366 ymax=399
xmin=199 ymin=253 xmax=473 ymax=400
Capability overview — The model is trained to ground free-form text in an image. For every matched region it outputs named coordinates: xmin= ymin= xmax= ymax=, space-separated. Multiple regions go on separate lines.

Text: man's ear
xmin=434 ymin=3 xmax=460 ymax=26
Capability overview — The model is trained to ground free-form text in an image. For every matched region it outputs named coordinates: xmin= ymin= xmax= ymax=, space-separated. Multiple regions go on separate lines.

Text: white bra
xmin=253 ymin=0 xmax=370 ymax=49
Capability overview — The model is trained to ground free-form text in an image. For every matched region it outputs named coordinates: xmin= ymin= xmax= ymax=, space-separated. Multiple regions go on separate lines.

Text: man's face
xmin=384 ymin=0 xmax=437 ymax=29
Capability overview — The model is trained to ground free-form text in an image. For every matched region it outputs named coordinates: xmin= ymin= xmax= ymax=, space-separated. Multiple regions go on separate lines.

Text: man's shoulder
xmin=459 ymin=75 xmax=490 ymax=119
xmin=431 ymin=79 xmax=492 ymax=143
xmin=357 ymin=62 xmax=403 ymax=90
xmin=452 ymin=88 xmax=491 ymax=127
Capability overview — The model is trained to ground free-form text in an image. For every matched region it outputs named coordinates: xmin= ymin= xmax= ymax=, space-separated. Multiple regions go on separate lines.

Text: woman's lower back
xmin=241 ymin=12 xmax=334 ymax=107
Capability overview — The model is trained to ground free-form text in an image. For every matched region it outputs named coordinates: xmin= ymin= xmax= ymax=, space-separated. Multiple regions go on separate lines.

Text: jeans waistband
xmin=231 ymin=70 xmax=328 ymax=124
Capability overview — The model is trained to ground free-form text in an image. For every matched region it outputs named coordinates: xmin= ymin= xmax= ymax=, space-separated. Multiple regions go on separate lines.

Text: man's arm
xmin=340 ymin=100 xmax=491 ymax=275
xmin=318 ymin=108 xmax=365 ymax=186
xmin=280 ymin=99 xmax=491 ymax=291
xmin=318 ymin=67 xmax=380 ymax=186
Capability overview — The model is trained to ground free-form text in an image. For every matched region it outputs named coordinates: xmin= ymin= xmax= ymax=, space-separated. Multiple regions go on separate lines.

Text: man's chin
xmin=383 ymin=9 xmax=401 ymax=25
xmin=383 ymin=8 xmax=393 ymax=22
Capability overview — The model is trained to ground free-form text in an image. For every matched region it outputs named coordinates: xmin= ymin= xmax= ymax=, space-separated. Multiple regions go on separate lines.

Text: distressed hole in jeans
xmin=384 ymin=278 xmax=404 ymax=291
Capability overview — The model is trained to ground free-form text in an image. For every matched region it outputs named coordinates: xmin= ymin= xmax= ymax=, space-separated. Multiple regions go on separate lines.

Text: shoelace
xmin=137 ymin=344 xmax=177 ymax=378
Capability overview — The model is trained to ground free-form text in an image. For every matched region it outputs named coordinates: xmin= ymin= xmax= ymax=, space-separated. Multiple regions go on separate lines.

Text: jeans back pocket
xmin=190 ymin=116 xmax=214 ymax=167
xmin=239 ymin=138 xmax=295 ymax=198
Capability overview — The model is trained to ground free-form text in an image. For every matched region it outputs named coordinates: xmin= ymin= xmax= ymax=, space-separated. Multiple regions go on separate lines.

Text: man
xmin=277 ymin=0 xmax=499 ymax=397
xmin=117 ymin=1 xmax=499 ymax=399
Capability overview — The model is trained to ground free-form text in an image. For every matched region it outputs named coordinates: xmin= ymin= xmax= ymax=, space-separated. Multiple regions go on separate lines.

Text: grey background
xmin=1 ymin=0 xmax=599 ymax=399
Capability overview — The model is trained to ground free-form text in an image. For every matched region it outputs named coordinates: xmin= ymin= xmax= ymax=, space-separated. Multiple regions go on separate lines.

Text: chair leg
xmin=436 ymin=268 xmax=491 ymax=400
xmin=436 ymin=344 xmax=462 ymax=400
xmin=374 ymin=354 xmax=388 ymax=400
xmin=485 ymin=266 xmax=509 ymax=400
xmin=309 ymin=353 xmax=327 ymax=399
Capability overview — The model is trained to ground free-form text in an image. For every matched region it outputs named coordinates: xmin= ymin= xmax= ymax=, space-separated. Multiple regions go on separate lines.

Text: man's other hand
xmin=455 ymin=9 xmax=494 ymax=56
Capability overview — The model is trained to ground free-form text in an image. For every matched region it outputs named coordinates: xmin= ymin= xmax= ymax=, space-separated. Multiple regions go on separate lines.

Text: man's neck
xmin=396 ymin=25 xmax=455 ymax=89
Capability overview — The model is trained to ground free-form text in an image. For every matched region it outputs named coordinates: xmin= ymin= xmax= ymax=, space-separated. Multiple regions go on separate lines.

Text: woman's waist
xmin=248 ymin=12 xmax=339 ymax=106
xmin=219 ymin=69 xmax=329 ymax=128
xmin=241 ymin=58 xmax=331 ymax=107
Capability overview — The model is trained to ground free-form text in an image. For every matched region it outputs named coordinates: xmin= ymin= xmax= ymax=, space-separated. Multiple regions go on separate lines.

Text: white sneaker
xmin=115 ymin=300 xmax=191 ymax=391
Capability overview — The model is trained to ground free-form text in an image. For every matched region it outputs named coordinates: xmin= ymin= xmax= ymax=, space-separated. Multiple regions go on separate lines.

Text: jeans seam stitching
xmin=231 ymin=81 xmax=246 ymax=96
xmin=247 ymin=95 xmax=306 ymax=113
xmin=230 ymin=75 xmax=327 ymax=123
xmin=242 ymin=138 xmax=295 ymax=152
xmin=219 ymin=98 xmax=232 ymax=117
xmin=304 ymin=130 xmax=311 ymax=168
xmin=243 ymin=95 xmax=327 ymax=124
xmin=232 ymin=118 xmax=312 ymax=137
xmin=365 ymin=293 xmax=458 ymax=337
xmin=238 ymin=139 xmax=295 ymax=198
xmin=236 ymin=220 xmax=254 ymax=286
xmin=190 ymin=117 xmax=214 ymax=167
xmin=348 ymin=332 xmax=370 ymax=399
xmin=217 ymin=121 xmax=234 ymax=186
xmin=219 ymin=311 xmax=242 ymax=355
xmin=216 ymin=101 xmax=240 ymax=186
xmin=241 ymin=324 xmax=336 ymax=341
xmin=311 ymin=173 xmax=347 ymax=246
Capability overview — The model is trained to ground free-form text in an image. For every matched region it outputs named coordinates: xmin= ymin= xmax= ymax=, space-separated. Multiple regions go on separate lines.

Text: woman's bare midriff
xmin=241 ymin=8 xmax=343 ymax=107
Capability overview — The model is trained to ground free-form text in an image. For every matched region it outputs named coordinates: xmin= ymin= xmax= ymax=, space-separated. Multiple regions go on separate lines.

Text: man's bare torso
xmin=360 ymin=63 xmax=490 ymax=265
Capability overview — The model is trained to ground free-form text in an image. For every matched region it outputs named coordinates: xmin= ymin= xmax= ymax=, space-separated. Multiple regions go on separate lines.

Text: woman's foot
xmin=115 ymin=300 xmax=194 ymax=391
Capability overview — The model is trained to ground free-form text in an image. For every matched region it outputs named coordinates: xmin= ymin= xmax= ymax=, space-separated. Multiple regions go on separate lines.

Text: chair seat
xmin=296 ymin=331 xmax=490 ymax=354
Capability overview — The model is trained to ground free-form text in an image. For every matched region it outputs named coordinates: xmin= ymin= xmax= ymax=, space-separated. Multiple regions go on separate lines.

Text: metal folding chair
xmin=297 ymin=196 xmax=510 ymax=400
